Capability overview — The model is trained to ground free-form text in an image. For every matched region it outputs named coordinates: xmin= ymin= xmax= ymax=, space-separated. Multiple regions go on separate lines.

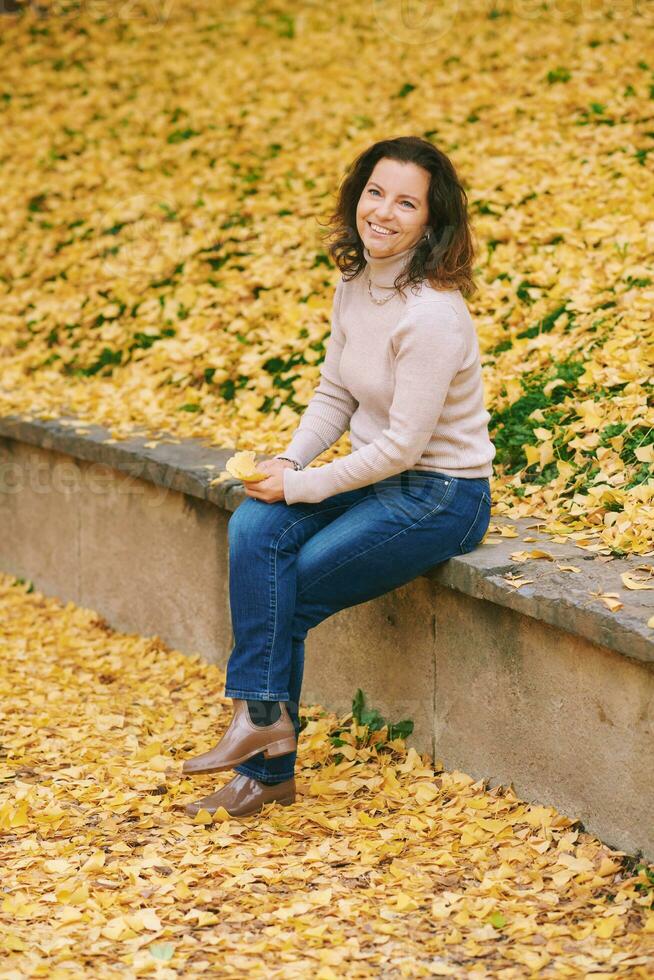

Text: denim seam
xmin=263 ymin=500 xmax=361 ymax=697
xmin=458 ymin=491 xmax=491 ymax=553
xmin=298 ymin=479 xmax=458 ymax=596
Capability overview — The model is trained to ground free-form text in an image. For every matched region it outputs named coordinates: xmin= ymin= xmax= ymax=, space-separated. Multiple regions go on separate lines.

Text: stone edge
xmin=1 ymin=413 xmax=652 ymax=666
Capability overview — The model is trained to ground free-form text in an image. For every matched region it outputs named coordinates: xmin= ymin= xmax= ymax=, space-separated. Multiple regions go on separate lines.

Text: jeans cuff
xmin=224 ymin=688 xmax=290 ymax=701
xmin=234 ymin=763 xmax=295 ymax=784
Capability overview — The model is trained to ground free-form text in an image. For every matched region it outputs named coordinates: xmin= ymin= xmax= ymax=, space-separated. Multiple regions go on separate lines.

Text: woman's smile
xmin=368 ymin=220 xmax=398 ymax=237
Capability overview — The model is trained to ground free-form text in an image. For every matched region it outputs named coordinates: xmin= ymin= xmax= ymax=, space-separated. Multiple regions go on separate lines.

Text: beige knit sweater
xmin=274 ymin=241 xmax=496 ymax=505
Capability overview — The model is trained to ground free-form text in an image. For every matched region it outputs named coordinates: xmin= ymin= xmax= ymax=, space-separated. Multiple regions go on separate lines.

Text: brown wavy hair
xmin=320 ymin=136 xmax=477 ymax=299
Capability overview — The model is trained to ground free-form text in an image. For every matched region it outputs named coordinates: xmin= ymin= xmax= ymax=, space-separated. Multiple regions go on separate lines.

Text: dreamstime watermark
xmin=371 ymin=0 xmax=461 ymax=47
xmin=501 ymin=0 xmax=648 ymax=21
xmin=99 ymin=193 xmax=177 ymax=284
xmin=0 ymin=455 xmax=171 ymax=506
xmin=4 ymin=0 xmax=176 ymax=28
xmin=370 ymin=0 xmax=649 ymax=47
xmin=371 ymin=463 xmax=454 ymax=521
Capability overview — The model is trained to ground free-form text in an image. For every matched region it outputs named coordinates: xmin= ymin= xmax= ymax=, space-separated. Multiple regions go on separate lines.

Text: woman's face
xmin=356 ymin=157 xmax=431 ymax=258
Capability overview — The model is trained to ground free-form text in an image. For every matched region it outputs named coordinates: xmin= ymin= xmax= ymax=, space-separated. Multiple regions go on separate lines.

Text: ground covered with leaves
xmin=1 ymin=571 xmax=653 ymax=978
xmin=0 ymin=1 xmax=652 ymax=556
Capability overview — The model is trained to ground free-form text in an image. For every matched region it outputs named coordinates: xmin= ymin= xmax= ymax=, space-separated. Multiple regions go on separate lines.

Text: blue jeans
xmin=224 ymin=469 xmax=491 ymax=784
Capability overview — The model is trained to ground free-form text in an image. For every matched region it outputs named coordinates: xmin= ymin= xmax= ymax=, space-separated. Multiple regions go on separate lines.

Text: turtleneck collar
xmin=363 ymin=240 xmax=419 ymax=289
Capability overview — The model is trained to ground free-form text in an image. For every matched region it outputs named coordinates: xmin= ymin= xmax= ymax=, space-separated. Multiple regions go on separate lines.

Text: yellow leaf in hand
xmin=225 ymin=450 xmax=268 ymax=482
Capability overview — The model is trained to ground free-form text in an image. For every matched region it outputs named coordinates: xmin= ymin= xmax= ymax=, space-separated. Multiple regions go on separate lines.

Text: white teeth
xmin=369 ymin=222 xmax=395 ymax=235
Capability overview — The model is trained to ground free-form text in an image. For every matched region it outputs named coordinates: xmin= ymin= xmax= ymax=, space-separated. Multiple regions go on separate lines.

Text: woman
xmin=182 ymin=136 xmax=496 ymax=818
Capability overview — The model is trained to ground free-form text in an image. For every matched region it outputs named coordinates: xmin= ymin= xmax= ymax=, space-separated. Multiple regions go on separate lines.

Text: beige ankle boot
xmin=182 ymin=699 xmax=296 ymax=775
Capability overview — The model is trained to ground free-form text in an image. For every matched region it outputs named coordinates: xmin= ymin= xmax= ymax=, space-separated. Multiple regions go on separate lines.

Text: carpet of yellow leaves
xmin=0 ymin=1 xmax=653 ymax=558
xmin=1 ymin=571 xmax=653 ymax=977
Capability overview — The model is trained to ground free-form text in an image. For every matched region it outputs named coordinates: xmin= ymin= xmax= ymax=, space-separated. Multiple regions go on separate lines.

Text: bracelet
xmin=277 ymin=456 xmax=303 ymax=471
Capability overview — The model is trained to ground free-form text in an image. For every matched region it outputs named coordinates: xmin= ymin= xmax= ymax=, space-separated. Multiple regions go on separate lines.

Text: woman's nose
xmin=374 ymin=201 xmax=394 ymax=220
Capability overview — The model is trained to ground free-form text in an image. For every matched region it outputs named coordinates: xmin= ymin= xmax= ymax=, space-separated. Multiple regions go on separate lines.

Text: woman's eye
xmin=368 ymin=189 xmax=414 ymax=208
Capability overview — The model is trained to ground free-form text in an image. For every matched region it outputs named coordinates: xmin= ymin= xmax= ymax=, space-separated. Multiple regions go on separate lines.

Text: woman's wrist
xmin=276 ymin=456 xmax=303 ymax=471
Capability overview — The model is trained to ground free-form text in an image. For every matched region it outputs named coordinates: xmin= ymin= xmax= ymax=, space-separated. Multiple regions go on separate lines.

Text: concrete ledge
xmin=2 ymin=413 xmax=652 ymax=664
xmin=1 ymin=413 xmax=653 ymax=859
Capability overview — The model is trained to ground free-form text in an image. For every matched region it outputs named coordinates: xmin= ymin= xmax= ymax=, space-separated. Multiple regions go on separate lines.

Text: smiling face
xmin=355 ymin=157 xmax=431 ymax=258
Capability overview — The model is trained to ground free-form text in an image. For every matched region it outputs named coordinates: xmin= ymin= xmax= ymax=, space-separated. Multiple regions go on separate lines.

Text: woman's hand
xmin=243 ymin=458 xmax=295 ymax=504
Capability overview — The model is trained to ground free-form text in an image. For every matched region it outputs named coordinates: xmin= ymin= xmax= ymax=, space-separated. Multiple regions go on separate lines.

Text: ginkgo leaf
xmin=81 ymin=852 xmax=106 ymax=872
xmin=510 ymin=550 xmax=555 ymax=561
xmin=150 ymin=943 xmax=175 ymax=962
xmin=634 ymin=445 xmax=654 ymax=463
xmin=621 ymin=572 xmax=653 ymax=590
xmin=225 ymin=451 xmax=269 ymax=483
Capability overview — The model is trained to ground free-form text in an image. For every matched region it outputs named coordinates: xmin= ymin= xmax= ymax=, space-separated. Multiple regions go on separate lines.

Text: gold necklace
xmin=366 ymin=267 xmax=397 ymax=306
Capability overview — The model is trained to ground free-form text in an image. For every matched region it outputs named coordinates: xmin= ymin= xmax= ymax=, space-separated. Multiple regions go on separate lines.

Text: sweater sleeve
xmin=282 ymin=301 xmax=466 ymax=505
xmin=271 ymin=278 xmax=358 ymax=469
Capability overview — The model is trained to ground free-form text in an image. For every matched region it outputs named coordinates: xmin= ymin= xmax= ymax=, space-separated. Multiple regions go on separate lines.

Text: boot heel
xmin=263 ymin=737 xmax=296 ymax=758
